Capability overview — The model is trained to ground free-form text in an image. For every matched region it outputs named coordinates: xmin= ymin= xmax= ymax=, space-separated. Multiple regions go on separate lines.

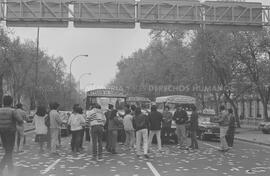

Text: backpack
xmin=45 ymin=114 xmax=50 ymax=128
xmin=134 ymin=115 xmax=147 ymax=129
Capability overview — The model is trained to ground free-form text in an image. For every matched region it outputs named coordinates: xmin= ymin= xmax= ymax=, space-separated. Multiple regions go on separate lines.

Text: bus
xmin=126 ymin=96 xmax=151 ymax=114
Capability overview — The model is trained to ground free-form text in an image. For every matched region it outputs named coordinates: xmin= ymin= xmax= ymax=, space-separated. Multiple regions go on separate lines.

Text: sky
xmin=7 ymin=0 xmax=270 ymax=91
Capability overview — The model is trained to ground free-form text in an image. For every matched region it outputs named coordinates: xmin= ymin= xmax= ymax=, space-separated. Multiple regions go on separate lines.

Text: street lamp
xmin=79 ymin=72 xmax=91 ymax=91
xmin=69 ymin=54 xmax=88 ymax=108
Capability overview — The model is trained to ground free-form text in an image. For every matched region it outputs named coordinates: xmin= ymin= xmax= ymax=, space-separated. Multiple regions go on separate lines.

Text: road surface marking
xmin=202 ymin=142 xmax=220 ymax=149
xmin=146 ymin=162 xmax=161 ymax=176
xmin=41 ymin=159 xmax=61 ymax=174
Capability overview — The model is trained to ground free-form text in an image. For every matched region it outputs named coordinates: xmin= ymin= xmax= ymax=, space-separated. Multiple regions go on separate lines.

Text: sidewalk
xmin=235 ymin=127 xmax=270 ymax=146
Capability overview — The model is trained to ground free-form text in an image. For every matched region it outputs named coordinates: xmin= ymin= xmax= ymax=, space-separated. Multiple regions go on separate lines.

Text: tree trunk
xmin=0 ymin=74 xmax=3 ymax=107
xmin=262 ymin=101 xmax=269 ymax=121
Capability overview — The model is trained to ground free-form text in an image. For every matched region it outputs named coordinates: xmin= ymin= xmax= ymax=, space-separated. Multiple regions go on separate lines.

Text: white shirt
xmin=68 ymin=113 xmax=85 ymax=131
xmin=33 ymin=115 xmax=48 ymax=134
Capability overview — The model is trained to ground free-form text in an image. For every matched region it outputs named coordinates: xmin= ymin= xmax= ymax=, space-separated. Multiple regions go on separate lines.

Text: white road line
xmin=146 ymin=162 xmax=161 ymax=176
xmin=201 ymin=142 xmax=220 ymax=149
xmin=41 ymin=158 xmax=61 ymax=175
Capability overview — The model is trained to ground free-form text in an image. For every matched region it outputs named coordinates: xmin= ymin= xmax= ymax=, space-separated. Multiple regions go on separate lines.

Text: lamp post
xmin=78 ymin=72 xmax=91 ymax=91
xmin=69 ymin=54 xmax=88 ymax=108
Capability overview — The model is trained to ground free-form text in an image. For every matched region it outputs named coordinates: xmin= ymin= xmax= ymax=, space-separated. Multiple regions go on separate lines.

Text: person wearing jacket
xmin=132 ymin=107 xmax=150 ymax=159
xmin=0 ymin=95 xmax=23 ymax=175
xmin=188 ymin=105 xmax=198 ymax=150
xmin=148 ymin=105 xmax=163 ymax=151
xmin=216 ymin=105 xmax=230 ymax=152
xmin=173 ymin=105 xmax=188 ymax=149
xmin=68 ymin=105 xmax=85 ymax=153
xmin=14 ymin=103 xmax=27 ymax=153
xmin=49 ymin=102 xmax=62 ymax=156
xmin=162 ymin=106 xmax=172 ymax=144
xmin=88 ymin=104 xmax=106 ymax=160
xmin=107 ymin=109 xmax=122 ymax=154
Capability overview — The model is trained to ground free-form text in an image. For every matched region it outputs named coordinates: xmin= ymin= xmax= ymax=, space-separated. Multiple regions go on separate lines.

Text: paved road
xmin=1 ymin=131 xmax=270 ymax=176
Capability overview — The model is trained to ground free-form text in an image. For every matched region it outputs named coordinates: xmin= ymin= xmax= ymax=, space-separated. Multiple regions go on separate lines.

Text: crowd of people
xmin=0 ymin=95 xmax=236 ymax=176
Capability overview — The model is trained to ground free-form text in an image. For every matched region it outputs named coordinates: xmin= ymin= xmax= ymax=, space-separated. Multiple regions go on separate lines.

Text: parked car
xmin=26 ymin=110 xmax=36 ymax=123
xmin=259 ymin=121 xmax=270 ymax=134
xmin=197 ymin=116 xmax=220 ymax=140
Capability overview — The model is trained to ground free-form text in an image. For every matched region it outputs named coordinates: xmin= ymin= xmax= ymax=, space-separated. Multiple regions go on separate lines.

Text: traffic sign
xmin=204 ymin=1 xmax=263 ymax=30
xmin=73 ymin=0 xmax=136 ymax=28
xmin=138 ymin=0 xmax=201 ymax=30
xmin=6 ymin=0 xmax=69 ymax=27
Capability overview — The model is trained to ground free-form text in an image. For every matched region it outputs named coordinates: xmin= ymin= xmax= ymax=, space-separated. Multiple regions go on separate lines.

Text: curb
xmin=235 ymin=137 xmax=270 ymax=147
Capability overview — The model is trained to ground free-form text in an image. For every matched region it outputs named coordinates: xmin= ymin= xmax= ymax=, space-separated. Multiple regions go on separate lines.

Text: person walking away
xmin=15 ymin=103 xmax=27 ymax=153
xmin=173 ymin=105 xmax=188 ymax=149
xmin=104 ymin=104 xmax=113 ymax=151
xmin=123 ymin=109 xmax=135 ymax=149
xmin=0 ymin=95 xmax=23 ymax=176
xmin=216 ymin=105 xmax=230 ymax=152
xmin=107 ymin=109 xmax=123 ymax=154
xmin=188 ymin=105 xmax=198 ymax=150
xmin=133 ymin=107 xmax=150 ymax=159
xmin=32 ymin=106 xmax=48 ymax=153
xmin=162 ymin=106 xmax=172 ymax=144
xmin=88 ymin=104 xmax=106 ymax=160
xmin=226 ymin=108 xmax=235 ymax=148
xmin=68 ymin=105 xmax=85 ymax=154
xmin=148 ymin=105 xmax=163 ymax=152
xmin=78 ymin=107 xmax=86 ymax=151
xmin=49 ymin=102 xmax=62 ymax=156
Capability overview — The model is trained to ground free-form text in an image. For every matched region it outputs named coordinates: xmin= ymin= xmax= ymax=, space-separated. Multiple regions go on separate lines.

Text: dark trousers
xmin=80 ymin=128 xmax=85 ymax=149
xmin=91 ymin=125 xmax=104 ymax=157
xmin=71 ymin=130 xmax=82 ymax=152
xmin=85 ymin=127 xmax=90 ymax=142
xmin=108 ymin=130 xmax=118 ymax=152
xmin=226 ymin=128 xmax=235 ymax=147
xmin=0 ymin=130 xmax=15 ymax=172
xmin=190 ymin=131 xmax=198 ymax=149
xmin=161 ymin=127 xmax=172 ymax=144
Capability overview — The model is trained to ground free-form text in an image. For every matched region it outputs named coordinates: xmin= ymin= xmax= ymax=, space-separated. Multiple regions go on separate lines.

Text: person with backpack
xmin=48 ymin=102 xmax=62 ymax=156
xmin=216 ymin=105 xmax=230 ymax=152
xmin=132 ymin=107 xmax=150 ymax=159
xmin=148 ymin=105 xmax=163 ymax=152
xmin=173 ymin=105 xmax=188 ymax=149
xmin=32 ymin=106 xmax=48 ymax=153
xmin=0 ymin=95 xmax=23 ymax=176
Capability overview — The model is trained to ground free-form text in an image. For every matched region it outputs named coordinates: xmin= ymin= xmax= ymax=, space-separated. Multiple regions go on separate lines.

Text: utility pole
xmin=35 ymin=27 xmax=40 ymax=108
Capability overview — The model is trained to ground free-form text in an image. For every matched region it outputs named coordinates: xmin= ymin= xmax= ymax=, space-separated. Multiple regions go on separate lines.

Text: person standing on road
xmin=49 ymin=102 xmax=62 ymax=156
xmin=188 ymin=105 xmax=198 ymax=150
xmin=148 ymin=105 xmax=163 ymax=151
xmin=14 ymin=103 xmax=27 ymax=153
xmin=0 ymin=95 xmax=23 ymax=176
xmin=133 ymin=107 xmax=150 ymax=159
xmin=104 ymin=104 xmax=113 ymax=151
xmin=88 ymin=104 xmax=106 ymax=160
xmin=68 ymin=105 xmax=85 ymax=154
xmin=32 ymin=106 xmax=48 ymax=153
xmin=226 ymin=108 xmax=235 ymax=148
xmin=216 ymin=105 xmax=230 ymax=152
xmin=162 ymin=106 xmax=173 ymax=144
xmin=107 ymin=109 xmax=123 ymax=154
xmin=173 ymin=105 xmax=188 ymax=149
xmin=123 ymin=109 xmax=135 ymax=149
